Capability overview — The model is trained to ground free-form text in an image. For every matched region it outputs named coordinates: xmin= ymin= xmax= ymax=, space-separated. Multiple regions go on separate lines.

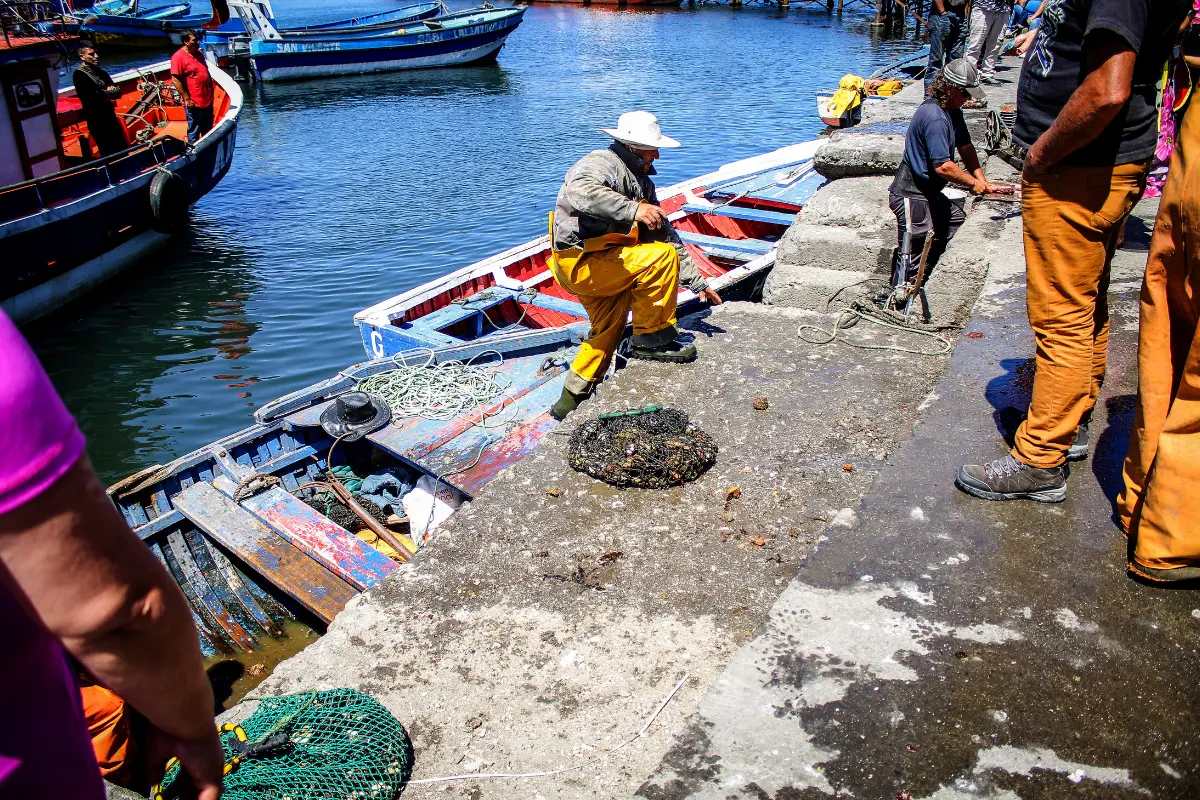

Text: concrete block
xmin=795 ymin=175 xmax=894 ymax=229
xmin=775 ymin=223 xmax=894 ymax=275
xmin=814 ymin=131 xmax=907 ymax=180
xmin=763 ymin=265 xmax=875 ymax=310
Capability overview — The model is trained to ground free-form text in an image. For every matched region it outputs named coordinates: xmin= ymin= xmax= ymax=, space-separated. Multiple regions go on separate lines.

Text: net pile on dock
xmin=567 ymin=407 xmax=717 ymax=489
xmin=156 ymin=689 xmax=411 ymax=800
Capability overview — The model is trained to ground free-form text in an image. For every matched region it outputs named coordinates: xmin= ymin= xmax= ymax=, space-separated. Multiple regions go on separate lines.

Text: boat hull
xmin=248 ymin=7 xmax=525 ymax=82
xmin=0 ymin=62 xmax=242 ymax=324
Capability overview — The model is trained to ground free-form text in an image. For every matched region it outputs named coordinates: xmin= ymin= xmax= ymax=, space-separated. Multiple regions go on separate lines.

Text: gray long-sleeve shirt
xmin=552 ymin=142 xmax=707 ymax=292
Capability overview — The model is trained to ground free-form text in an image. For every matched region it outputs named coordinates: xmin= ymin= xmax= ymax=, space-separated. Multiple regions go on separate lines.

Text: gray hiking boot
xmin=629 ymin=339 xmax=697 ymax=363
xmin=955 ymin=453 xmax=1067 ymax=503
xmin=1067 ymin=422 xmax=1089 ymax=461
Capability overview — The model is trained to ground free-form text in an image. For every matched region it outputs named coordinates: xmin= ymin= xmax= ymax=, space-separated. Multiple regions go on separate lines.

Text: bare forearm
xmin=1026 ymin=36 xmax=1135 ymax=170
xmin=935 ymin=159 xmax=981 ymax=190
xmin=172 ymin=76 xmax=192 ymax=104
xmin=959 ymin=143 xmax=983 ymax=176
xmin=0 ymin=457 xmax=214 ymax=741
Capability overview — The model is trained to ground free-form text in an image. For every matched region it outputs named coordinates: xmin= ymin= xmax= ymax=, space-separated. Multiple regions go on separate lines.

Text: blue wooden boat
xmin=108 ymin=332 xmax=582 ymax=654
xmin=199 ymin=0 xmax=443 ymax=65
xmin=225 ymin=0 xmax=526 ymax=82
xmin=353 ymin=140 xmax=828 ymax=359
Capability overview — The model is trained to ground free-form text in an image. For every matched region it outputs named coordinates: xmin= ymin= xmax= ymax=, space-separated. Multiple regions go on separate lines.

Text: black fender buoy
xmin=149 ymin=169 xmax=189 ymax=233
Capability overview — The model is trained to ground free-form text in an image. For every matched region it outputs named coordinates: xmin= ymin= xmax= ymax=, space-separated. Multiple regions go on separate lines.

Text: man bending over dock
xmin=547 ymin=111 xmax=721 ymax=420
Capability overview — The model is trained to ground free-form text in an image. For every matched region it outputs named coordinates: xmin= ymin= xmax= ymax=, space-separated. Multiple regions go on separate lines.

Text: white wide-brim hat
xmin=601 ymin=110 xmax=680 ymax=149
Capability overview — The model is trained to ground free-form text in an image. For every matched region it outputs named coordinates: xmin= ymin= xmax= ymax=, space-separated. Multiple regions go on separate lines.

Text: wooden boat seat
xmin=681 ymin=202 xmax=798 ymax=226
xmin=674 ymin=231 xmax=775 ymax=262
xmin=211 ymin=475 xmax=397 ymax=592
xmin=173 ymin=481 xmax=357 ymax=624
xmin=403 ymin=287 xmax=588 ymax=341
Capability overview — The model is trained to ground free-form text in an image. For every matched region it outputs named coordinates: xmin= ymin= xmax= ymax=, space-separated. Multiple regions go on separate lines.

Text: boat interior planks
xmin=173 ymin=481 xmax=358 ymax=625
xmin=210 ymin=475 xmax=396 ymax=592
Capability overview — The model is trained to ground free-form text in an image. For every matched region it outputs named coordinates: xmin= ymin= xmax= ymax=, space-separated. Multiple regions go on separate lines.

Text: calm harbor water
xmin=30 ymin=1 xmax=916 ymax=484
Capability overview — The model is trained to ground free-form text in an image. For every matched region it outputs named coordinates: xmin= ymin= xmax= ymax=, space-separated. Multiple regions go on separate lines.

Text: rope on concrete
xmin=798 ymin=299 xmax=952 ymax=356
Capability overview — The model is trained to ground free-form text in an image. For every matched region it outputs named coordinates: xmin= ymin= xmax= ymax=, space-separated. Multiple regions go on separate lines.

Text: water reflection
xmin=29 ymin=217 xmax=263 ymax=482
xmin=254 ymin=64 xmax=515 ymax=110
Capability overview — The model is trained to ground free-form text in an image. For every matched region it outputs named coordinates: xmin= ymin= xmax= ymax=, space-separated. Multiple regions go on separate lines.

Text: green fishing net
xmin=157 ymin=689 xmax=411 ymax=800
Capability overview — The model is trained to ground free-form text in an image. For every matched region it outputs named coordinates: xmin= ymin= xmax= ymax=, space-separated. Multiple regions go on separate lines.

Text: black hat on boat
xmin=319 ymin=392 xmax=392 ymax=442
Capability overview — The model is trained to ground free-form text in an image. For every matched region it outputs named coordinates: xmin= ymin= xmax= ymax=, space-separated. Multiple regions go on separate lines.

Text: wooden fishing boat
xmin=108 ymin=332 xmax=584 ymax=654
xmin=354 ymin=140 xmax=827 ymax=359
xmin=198 ymin=0 xmax=442 ymax=64
xmin=0 ymin=45 xmax=241 ymax=323
xmin=224 ymin=0 xmax=526 ymax=82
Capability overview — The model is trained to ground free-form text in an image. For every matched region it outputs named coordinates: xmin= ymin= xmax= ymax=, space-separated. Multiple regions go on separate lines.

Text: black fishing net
xmin=302 ymin=493 xmax=388 ymax=530
xmin=567 ymin=407 xmax=717 ymax=489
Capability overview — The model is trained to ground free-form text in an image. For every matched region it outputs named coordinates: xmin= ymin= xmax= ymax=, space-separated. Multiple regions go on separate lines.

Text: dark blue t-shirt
xmin=890 ymin=98 xmax=972 ymax=198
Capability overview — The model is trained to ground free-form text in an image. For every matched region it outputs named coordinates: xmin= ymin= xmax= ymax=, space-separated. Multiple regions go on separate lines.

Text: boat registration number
xmin=416 ymin=20 xmax=506 ymax=44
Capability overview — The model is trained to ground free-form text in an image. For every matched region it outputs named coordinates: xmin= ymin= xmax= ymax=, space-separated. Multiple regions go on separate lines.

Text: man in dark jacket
xmin=548 ymin=111 xmax=721 ymax=419
xmin=72 ymin=42 xmax=127 ymax=158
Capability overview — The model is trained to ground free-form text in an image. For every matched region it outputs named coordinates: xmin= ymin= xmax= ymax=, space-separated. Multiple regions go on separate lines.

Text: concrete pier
xmin=210 ymin=56 xmax=1199 ymax=800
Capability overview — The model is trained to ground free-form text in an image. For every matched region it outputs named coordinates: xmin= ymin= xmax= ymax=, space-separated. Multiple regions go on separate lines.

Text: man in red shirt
xmin=170 ymin=30 xmax=215 ymax=143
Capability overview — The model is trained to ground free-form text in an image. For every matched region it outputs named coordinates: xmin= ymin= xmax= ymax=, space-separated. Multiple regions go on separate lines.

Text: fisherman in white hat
xmin=547 ymin=111 xmax=722 ymax=420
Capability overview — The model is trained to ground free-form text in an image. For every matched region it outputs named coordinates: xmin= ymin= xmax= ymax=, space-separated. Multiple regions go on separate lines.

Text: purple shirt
xmin=0 ymin=310 xmax=104 ymax=799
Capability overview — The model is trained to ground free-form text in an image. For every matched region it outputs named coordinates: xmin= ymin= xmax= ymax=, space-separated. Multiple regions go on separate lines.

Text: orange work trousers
xmin=81 ymin=684 xmax=132 ymax=782
xmin=1011 ymin=160 xmax=1148 ymax=468
xmin=1120 ymin=92 xmax=1200 ymax=572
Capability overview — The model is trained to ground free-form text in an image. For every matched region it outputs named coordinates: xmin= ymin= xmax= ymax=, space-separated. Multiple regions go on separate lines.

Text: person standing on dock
xmin=925 ymin=0 xmax=968 ymax=93
xmin=0 ymin=308 xmax=224 ymax=799
xmin=546 ymin=111 xmax=721 ymax=420
xmin=171 ymin=31 xmax=215 ymax=144
xmin=887 ymin=60 xmax=992 ymax=308
xmin=72 ymin=41 xmax=128 ymax=158
xmin=1119 ymin=8 xmax=1200 ymax=583
xmin=965 ymin=0 xmax=1015 ymax=84
xmin=956 ymin=0 xmax=1192 ymax=504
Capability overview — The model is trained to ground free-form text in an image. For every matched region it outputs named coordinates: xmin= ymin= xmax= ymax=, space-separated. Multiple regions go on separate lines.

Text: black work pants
xmin=888 ymin=190 xmax=965 ymax=287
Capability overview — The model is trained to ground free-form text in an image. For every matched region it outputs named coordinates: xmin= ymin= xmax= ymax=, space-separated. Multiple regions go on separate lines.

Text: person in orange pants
xmin=80 ymin=682 xmax=135 ymax=785
xmin=1120 ymin=57 xmax=1200 ymax=582
xmin=548 ymin=111 xmax=721 ymax=419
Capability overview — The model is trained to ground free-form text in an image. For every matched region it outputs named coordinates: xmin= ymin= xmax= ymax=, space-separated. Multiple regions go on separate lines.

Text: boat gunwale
xmin=249 ymin=5 xmax=524 ymax=48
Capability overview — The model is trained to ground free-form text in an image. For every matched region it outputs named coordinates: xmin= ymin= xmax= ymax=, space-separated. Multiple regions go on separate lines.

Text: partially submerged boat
xmin=0 ymin=41 xmax=241 ymax=323
xmin=222 ymin=0 xmax=526 ymax=82
xmin=109 ymin=332 xmax=582 ymax=654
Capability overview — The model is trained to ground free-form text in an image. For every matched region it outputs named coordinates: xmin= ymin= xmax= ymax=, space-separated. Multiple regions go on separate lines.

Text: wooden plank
xmin=152 ymin=543 xmax=230 ymax=657
xmin=212 ymin=475 xmax=397 ymax=592
xmin=167 ymin=531 xmax=258 ymax=651
xmin=173 ymin=482 xmax=357 ymax=624
xmin=183 ymin=527 xmax=281 ymax=639
xmin=675 ymin=230 xmax=774 ymax=255
xmin=203 ymin=536 xmax=294 ymax=629
xmin=135 ymin=507 xmax=184 ymax=540
xmin=681 ymin=202 xmax=798 ymax=226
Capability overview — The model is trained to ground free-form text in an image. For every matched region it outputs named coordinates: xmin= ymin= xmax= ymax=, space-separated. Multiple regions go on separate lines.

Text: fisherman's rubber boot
xmin=551 ymin=387 xmax=590 ymax=420
xmin=629 ymin=339 xmax=698 ymax=363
